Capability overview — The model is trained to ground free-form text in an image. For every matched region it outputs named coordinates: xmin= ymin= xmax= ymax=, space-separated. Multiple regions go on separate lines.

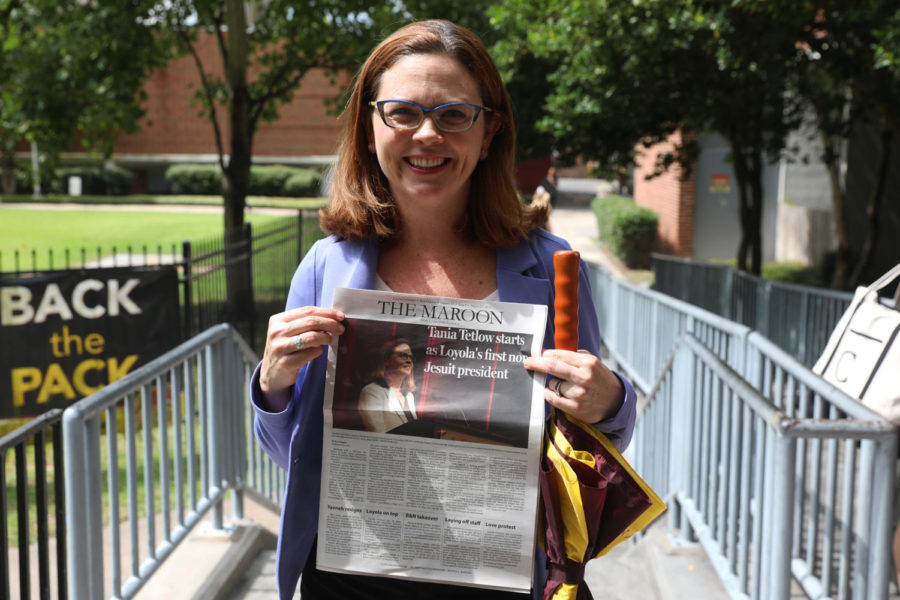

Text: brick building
xmin=632 ymin=132 xmax=696 ymax=257
xmin=75 ymin=33 xmax=348 ymax=193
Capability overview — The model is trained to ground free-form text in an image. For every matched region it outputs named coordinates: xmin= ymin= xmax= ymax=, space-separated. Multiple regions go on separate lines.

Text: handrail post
xmin=769 ymin=425 xmax=796 ymax=600
xmin=722 ymin=265 xmax=733 ymax=320
xmin=229 ymin=333 xmax=246 ymax=521
xmin=867 ymin=435 xmax=898 ymax=600
xmin=206 ymin=344 xmax=224 ymax=531
xmin=63 ymin=409 xmax=104 ymax=599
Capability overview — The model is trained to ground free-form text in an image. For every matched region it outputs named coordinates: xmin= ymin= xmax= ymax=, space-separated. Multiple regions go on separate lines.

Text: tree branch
xmin=176 ymin=25 xmax=227 ymax=171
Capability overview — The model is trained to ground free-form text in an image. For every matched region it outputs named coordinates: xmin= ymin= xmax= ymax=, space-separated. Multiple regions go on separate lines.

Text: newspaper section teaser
xmin=317 ymin=287 xmax=548 ymax=592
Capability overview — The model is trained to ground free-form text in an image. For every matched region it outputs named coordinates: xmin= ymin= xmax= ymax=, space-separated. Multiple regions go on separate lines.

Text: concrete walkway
xmin=141 ymin=495 xmax=729 ymax=600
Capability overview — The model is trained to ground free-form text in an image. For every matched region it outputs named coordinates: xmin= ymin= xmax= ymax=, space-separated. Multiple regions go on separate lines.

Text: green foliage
xmin=283 ymin=170 xmax=322 ymax=198
xmin=249 ymin=165 xmax=319 ymax=197
xmin=164 ymin=164 xmax=222 ymax=195
xmin=48 ymin=166 xmax=135 ymax=196
xmin=248 ymin=165 xmax=297 ymax=196
xmin=0 ymin=1 xmax=171 ymax=162
xmin=591 ymin=194 xmax=659 ymax=269
xmin=165 ymin=164 xmax=322 ymax=197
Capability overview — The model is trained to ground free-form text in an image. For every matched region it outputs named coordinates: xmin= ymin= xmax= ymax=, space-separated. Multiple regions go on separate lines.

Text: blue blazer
xmin=251 ymin=230 xmax=637 ymax=598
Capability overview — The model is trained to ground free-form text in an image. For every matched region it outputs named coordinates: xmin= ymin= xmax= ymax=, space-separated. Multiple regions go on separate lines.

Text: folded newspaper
xmin=317 ymin=287 xmax=548 ymax=592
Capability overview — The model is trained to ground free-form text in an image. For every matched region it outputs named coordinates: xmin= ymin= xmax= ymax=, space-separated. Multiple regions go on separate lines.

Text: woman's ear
xmin=366 ymin=116 xmax=376 ymax=153
xmin=481 ymin=119 xmax=501 ymax=159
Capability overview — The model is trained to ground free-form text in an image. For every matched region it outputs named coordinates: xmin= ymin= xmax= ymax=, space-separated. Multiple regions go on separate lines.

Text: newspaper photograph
xmin=316 ymin=287 xmax=548 ymax=592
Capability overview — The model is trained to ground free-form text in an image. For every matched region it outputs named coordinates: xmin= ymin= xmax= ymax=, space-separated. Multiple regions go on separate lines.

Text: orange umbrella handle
xmin=553 ymin=250 xmax=580 ymax=351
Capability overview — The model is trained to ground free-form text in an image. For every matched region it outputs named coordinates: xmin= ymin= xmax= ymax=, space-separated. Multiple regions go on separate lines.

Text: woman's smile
xmin=406 ymin=155 xmax=450 ymax=171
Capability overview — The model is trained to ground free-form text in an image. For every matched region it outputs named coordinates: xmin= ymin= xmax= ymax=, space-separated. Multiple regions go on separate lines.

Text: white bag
xmin=812 ymin=262 xmax=900 ymax=424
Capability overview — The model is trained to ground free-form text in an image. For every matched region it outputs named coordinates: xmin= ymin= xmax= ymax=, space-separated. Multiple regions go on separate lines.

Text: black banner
xmin=0 ymin=267 xmax=180 ymax=418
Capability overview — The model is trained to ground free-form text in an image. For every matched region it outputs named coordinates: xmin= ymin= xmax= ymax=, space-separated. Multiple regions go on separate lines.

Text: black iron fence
xmin=1 ymin=209 xmax=324 ymax=354
xmin=0 ymin=408 xmax=66 ymax=600
xmin=651 ymin=253 xmax=854 ymax=365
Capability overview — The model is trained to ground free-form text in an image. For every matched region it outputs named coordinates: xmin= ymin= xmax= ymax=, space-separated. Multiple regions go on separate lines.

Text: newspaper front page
xmin=317 ymin=287 xmax=548 ymax=592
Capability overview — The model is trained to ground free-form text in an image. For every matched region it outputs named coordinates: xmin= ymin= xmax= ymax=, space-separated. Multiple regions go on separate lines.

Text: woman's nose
xmin=411 ymin=115 xmax=445 ymax=143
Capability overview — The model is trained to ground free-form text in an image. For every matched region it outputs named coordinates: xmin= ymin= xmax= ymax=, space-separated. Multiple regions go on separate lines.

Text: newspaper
xmin=317 ymin=287 xmax=548 ymax=592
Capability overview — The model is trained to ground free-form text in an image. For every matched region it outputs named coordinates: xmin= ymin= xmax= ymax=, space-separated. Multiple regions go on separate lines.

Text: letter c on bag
xmin=834 ymin=350 xmax=856 ymax=383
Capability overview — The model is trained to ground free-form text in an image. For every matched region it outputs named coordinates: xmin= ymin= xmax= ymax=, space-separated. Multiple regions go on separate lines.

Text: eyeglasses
xmin=369 ymin=99 xmax=492 ymax=133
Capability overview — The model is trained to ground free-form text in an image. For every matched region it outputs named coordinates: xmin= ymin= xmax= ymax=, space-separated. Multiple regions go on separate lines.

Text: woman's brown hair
xmin=320 ymin=19 xmax=547 ymax=247
xmin=368 ymin=338 xmax=417 ymax=394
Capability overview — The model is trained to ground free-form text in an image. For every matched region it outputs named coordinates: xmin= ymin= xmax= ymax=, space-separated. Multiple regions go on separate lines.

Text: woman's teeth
xmin=407 ymin=157 xmax=446 ymax=168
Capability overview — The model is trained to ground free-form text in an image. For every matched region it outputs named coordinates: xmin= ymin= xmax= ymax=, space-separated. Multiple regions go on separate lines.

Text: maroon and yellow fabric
xmin=539 ymin=408 xmax=666 ymax=600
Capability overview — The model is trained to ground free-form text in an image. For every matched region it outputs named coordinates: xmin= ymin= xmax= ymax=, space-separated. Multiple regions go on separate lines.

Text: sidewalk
xmin=150 ymin=496 xmax=730 ymax=600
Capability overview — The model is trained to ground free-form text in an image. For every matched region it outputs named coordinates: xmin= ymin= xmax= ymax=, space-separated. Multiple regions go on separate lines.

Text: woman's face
xmin=369 ymin=53 xmax=495 ymax=216
xmin=385 ymin=343 xmax=414 ymax=377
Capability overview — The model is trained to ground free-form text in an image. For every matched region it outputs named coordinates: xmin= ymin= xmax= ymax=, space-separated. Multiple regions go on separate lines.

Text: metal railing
xmin=595 ymin=258 xmax=899 ymax=600
xmin=651 ymin=254 xmax=854 ymax=365
xmin=3 ymin=255 xmax=896 ymax=599
xmin=634 ymin=334 xmax=896 ymax=600
xmin=61 ymin=323 xmax=279 ymax=599
xmin=1 ymin=409 xmax=67 ymax=600
xmin=590 ymin=262 xmax=752 ymax=393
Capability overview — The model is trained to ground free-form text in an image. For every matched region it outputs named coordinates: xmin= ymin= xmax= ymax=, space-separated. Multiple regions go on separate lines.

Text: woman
xmin=252 ymin=19 xmax=636 ymax=599
xmin=357 ymin=338 xmax=417 ymax=433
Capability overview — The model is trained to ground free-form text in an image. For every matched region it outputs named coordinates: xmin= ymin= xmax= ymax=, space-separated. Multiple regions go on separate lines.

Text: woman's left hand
xmin=524 ymin=349 xmax=625 ymax=423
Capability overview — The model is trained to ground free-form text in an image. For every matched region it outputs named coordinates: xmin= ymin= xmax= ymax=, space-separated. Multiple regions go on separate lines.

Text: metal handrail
xmin=62 ymin=323 xmax=266 ymax=600
xmin=633 ymin=332 xmax=897 ymax=600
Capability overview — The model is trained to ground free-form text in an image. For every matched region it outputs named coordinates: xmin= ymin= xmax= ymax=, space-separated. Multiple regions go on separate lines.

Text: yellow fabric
xmin=558 ymin=412 xmax=666 ymax=557
xmin=543 ymin=408 xmax=667 ymax=560
xmin=553 ymin=583 xmax=580 ymax=600
xmin=544 ymin=427 xmax=591 ymax=561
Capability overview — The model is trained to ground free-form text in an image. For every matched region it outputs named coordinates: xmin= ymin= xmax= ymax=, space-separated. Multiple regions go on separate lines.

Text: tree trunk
xmin=222 ymin=0 xmax=254 ymax=335
xmin=822 ymin=132 xmax=852 ymax=290
xmin=0 ymin=142 xmax=16 ymax=195
xmin=849 ymin=125 xmax=892 ymax=287
xmin=730 ymin=144 xmax=765 ymax=276
xmin=748 ymin=149 xmax=763 ymax=276
xmin=731 ymin=145 xmax=751 ymax=272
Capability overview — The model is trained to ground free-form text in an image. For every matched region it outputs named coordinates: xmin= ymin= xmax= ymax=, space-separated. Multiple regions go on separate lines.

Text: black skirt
xmin=300 ymin=539 xmax=530 ymax=599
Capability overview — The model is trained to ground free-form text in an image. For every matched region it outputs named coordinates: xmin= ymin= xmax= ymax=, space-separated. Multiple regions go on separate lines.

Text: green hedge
xmin=591 ymin=194 xmax=659 ymax=269
xmin=165 ymin=164 xmax=222 ymax=195
xmin=164 ymin=164 xmax=321 ymax=197
xmin=283 ymin=170 xmax=321 ymax=197
xmin=48 ymin=166 xmax=135 ymax=195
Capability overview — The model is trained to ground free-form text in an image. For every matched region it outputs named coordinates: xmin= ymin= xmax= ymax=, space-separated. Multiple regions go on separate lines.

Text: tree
xmin=0 ymin=0 xmax=168 ymax=194
xmin=145 ymin=0 xmax=403 ymax=320
xmin=794 ymin=1 xmax=900 ymax=288
xmin=492 ymin=0 xmax=809 ymax=275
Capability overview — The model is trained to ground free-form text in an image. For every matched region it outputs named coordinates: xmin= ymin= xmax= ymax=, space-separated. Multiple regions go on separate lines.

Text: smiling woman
xmin=251 ymin=19 xmax=637 ymax=600
xmin=0 ymin=207 xmax=284 ymax=271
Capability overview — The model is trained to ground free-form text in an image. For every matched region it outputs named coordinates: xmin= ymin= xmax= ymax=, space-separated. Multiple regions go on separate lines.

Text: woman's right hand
xmin=259 ymin=306 xmax=345 ymax=402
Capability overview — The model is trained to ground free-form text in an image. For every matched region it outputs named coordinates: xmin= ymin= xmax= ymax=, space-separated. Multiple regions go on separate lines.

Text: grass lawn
xmin=0 ymin=204 xmax=292 ymax=271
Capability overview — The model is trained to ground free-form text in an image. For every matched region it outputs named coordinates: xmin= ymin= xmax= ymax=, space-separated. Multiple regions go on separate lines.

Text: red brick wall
xmin=114 ymin=33 xmax=347 ymax=159
xmin=633 ymin=132 xmax=696 ymax=257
